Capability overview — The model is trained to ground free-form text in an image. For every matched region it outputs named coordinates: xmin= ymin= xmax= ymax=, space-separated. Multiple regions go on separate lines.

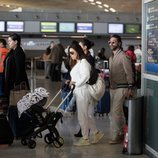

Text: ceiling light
xmin=103 ymin=4 xmax=109 ymax=8
xmin=90 ymin=2 xmax=96 ymax=5
xmin=6 ymin=5 xmax=10 ymax=8
xmin=136 ymin=36 xmax=141 ymax=39
xmin=9 ymin=7 xmax=22 ymax=12
xmin=96 ymin=1 xmax=102 ymax=5
xmin=109 ymin=8 xmax=116 ymax=12
xmin=104 ymin=9 xmax=109 ymax=12
xmin=88 ymin=0 xmax=94 ymax=2
xmin=83 ymin=0 xmax=88 ymax=3
xmin=98 ymin=5 xmax=103 ymax=8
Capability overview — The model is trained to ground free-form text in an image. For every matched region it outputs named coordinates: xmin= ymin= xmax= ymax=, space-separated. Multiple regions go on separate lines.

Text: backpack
xmin=87 ymin=68 xmax=99 ymax=85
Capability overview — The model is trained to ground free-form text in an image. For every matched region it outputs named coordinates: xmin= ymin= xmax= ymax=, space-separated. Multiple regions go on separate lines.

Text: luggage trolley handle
xmin=45 ymin=89 xmax=62 ymax=109
xmin=55 ymin=84 xmax=75 ymax=113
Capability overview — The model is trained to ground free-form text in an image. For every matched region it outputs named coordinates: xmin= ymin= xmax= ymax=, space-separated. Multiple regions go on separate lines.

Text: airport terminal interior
xmin=0 ymin=70 xmax=149 ymax=158
xmin=1 ymin=0 xmax=158 ymax=158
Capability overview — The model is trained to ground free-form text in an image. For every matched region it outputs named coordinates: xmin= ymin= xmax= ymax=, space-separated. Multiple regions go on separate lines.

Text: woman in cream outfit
xmin=68 ymin=41 xmax=104 ymax=146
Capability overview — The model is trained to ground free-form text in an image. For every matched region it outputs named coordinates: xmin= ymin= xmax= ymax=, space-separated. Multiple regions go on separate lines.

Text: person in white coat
xmin=68 ymin=41 xmax=104 ymax=146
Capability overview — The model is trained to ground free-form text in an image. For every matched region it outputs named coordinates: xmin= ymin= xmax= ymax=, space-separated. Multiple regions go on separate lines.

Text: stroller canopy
xmin=17 ymin=87 xmax=49 ymax=117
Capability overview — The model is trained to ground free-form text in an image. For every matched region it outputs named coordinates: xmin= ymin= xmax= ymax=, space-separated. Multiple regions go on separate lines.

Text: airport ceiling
xmin=0 ymin=0 xmax=141 ymax=14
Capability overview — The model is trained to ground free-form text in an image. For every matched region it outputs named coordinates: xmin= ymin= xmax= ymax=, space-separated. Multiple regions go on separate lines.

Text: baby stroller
xmin=17 ymin=87 xmax=74 ymax=149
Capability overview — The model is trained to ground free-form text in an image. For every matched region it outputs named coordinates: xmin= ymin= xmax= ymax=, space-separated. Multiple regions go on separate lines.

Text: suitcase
xmin=0 ymin=114 xmax=14 ymax=145
xmin=8 ymin=106 xmax=31 ymax=139
xmin=94 ymin=90 xmax=110 ymax=116
xmin=60 ymin=82 xmax=73 ymax=110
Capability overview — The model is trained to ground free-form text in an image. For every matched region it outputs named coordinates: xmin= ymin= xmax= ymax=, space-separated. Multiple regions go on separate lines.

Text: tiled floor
xmin=0 ymin=72 xmax=149 ymax=158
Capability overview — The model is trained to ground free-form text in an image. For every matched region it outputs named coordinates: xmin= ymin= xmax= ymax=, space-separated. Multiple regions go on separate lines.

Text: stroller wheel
xmin=53 ymin=137 xmax=64 ymax=148
xmin=44 ymin=134 xmax=53 ymax=144
xmin=21 ymin=138 xmax=27 ymax=146
xmin=28 ymin=140 xmax=36 ymax=149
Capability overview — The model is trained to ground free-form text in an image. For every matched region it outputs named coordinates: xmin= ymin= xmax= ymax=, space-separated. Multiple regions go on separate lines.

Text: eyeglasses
xmin=108 ymin=41 xmax=116 ymax=45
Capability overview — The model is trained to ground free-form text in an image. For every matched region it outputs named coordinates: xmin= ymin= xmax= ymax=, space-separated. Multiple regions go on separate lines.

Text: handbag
xmin=61 ymin=60 xmax=68 ymax=73
xmin=88 ymin=76 xmax=105 ymax=101
xmin=9 ymin=82 xmax=29 ymax=106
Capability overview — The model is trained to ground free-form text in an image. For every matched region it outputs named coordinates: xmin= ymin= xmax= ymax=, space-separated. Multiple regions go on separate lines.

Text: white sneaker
xmin=91 ymin=131 xmax=104 ymax=144
xmin=73 ymin=138 xmax=91 ymax=146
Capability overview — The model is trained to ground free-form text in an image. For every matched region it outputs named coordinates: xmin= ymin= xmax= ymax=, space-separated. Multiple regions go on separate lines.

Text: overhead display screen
xmin=125 ymin=24 xmax=141 ymax=34
xmin=0 ymin=21 xmax=5 ymax=32
xmin=108 ymin=23 xmax=124 ymax=34
xmin=77 ymin=23 xmax=93 ymax=33
xmin=7 ymin=21 xmax=24 ymax=32
xmin=40 ymin=22 xmax=57 ymax=33
xmin=59 ymin=22 xmax=75 ymax=32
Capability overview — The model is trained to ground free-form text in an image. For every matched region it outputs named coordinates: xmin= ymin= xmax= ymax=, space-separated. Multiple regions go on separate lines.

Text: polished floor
xmin=0 ymin=70 xmax=149 ymax=158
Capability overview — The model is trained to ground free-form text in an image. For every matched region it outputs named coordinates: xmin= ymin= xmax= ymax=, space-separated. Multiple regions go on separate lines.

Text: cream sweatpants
xmin=74 ymin=86 xmax=98 ymax=140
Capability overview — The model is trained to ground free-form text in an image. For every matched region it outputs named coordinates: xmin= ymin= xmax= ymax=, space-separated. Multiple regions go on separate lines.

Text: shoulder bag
xmin=9 ymin=82 xmax=29 ymax=106
xmin=88 ymin=76 xmax=105 ymax=101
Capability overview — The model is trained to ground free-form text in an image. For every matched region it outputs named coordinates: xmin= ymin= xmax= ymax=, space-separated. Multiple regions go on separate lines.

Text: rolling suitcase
xmin=0 ymin=114 xmax=14 ymax=145
xmin=95 ymin=89 xmax=110 ymax=116
xmin=60 ymin=83 xmax=73 ymax=110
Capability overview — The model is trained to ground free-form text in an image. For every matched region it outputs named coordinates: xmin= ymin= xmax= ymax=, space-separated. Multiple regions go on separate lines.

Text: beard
xmin=110 ymin=45 xmax=120 ymax=51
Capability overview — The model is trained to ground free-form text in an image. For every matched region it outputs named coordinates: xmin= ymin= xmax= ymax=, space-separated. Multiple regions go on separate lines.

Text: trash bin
xmin=123 ymin=96 xmax=143 ymax=155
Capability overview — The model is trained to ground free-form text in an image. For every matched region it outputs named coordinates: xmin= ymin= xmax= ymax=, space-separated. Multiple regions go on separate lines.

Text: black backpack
xmin=0 ymin=114 xmax=14 ymax=145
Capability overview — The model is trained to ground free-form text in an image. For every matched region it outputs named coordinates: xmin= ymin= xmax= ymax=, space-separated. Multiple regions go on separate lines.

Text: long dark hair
xmin=0 ymin=39 xmax=7 ymax=47
xmin=68 ymin=40 xmax=86 ymax=60
xmin=80 ymin=38 xmax=94 ymax=50
xmin=9 ymin=33 xmax=21 ymax=46
xmin=68 ymin=41 xmax=86 ymax=68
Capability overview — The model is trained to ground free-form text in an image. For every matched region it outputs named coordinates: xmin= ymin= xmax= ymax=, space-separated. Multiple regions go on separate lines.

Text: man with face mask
xmin=108 ymin=34 xmax=134 ymax=144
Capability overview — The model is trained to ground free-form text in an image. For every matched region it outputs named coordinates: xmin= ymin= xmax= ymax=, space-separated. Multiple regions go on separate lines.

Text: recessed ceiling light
xmin=96 ymin=1 xmax=102 ymax=5
xmin=90 ymin=2 xmax=96 ymax=5
xmin=104 ymin=9 xmax=109 ymax=12
xmin=6 ymin=5 xmax=10 ymax=8
xmin=98 ymin=5 xmax=103 ymax=8
xmin=109 ymin=8 xmax=116 ymax=12
xmin=83 ymin=0 xmax=88 ymax=3
xmin=103 ymin=4 xmax=109 ymax=8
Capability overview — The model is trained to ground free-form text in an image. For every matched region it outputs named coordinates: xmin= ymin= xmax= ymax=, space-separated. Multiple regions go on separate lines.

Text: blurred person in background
xmin=43 ymin=41 xmax=54 ymax=79
xmin=79 ymin=38 xmax=95 ymax=68
xmin=50 ymin=43 xmax=67 ymax=82
xmin=0 ymin=39 xmax=9 ymax=97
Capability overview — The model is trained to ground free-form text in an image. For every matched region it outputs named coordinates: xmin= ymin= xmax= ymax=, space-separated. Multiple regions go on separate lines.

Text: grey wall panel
xmin=93 ymin=23 xmax=108 ymax=34
xmin=25 ymin=21 xmax=40 ymax=33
